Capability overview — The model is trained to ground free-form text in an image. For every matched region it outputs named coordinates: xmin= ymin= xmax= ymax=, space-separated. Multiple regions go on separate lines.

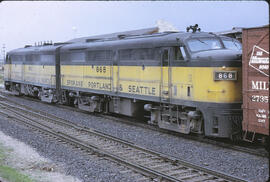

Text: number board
xmin=214 ymin=71 xmax=237 ymax=81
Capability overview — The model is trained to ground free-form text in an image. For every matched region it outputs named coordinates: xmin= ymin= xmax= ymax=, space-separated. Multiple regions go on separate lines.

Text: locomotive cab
xmin=180 ymin=35 xmax=243 ymax=138
xmin=149 ymin=33 xmax=243 ymax=139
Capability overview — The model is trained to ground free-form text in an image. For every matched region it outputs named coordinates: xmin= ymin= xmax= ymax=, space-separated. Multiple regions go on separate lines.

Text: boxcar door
xmin=161 ymin=48 xmax=172 ymax=103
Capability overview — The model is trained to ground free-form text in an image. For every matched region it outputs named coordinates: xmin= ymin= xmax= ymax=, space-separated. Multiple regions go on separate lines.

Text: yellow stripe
xmin=5 ymin=64 xmax=242 ymax=103
xmin=62 ymin=65 xmax=242 ymax=103
xmin=4 ymin=64 xmax=55 ymax=86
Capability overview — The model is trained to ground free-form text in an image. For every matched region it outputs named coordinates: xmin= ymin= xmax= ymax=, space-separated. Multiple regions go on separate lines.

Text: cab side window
xmin=174 ymin=47 xmax=184 ymax=61
xmin=5 ymin=55 xmax=11 ymax=64
xmin=162 ymin=49 xmax=169 ymax=66
xmin=10 ymin=55 xmax=25 ymax=63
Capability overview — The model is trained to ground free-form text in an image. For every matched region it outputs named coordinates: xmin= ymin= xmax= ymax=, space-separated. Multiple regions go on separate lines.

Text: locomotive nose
xmin=192 ymin=49 xmax=242 ymax=61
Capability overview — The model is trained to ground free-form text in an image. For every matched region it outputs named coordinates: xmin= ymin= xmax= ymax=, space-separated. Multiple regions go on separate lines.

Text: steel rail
xmin=0 ymin=90 xmax=267 ymax=159
xmin=0 ymin=99 xmax=249 ymax=182
xmin=0 ymin=110 xmax=178 ymax=182
xmin=0 ymin=105 xmax=186 ymax=182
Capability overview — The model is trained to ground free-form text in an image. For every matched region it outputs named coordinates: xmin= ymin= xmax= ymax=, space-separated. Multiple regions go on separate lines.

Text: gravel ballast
xmin=0 ymin=117 xmax=145 ymax=182
xmin=0 ymin=94 xmax=269 ymax=182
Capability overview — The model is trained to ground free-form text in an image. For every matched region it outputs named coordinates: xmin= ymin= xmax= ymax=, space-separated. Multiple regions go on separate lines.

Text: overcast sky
xmin=0 ymin=1 xmax=268 ymax=55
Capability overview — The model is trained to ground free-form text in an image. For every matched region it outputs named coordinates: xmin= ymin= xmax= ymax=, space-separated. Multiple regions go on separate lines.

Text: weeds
xmin=0 ymin=144 xmax=35 ymax=182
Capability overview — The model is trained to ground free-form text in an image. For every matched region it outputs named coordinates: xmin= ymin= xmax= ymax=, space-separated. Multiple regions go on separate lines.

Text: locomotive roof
xmin=8 ymin=44 xmax=61 ymax=55
xmin=8 ymin=31 xmax=219 ymax=55
xmin=61 ymin=31 xmax=217 ymax=51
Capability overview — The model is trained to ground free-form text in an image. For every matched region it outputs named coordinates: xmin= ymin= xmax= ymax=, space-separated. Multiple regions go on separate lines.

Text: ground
xmin=0 ymin=130 xmax=81 ymax=182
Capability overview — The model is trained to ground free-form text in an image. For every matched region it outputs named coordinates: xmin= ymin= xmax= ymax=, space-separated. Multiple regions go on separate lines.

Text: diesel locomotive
xmin=4 ymin=28 xmax=243 ymax=139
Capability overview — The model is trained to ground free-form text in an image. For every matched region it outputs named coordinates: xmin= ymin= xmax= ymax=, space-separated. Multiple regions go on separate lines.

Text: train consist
xmin=4 ymin=27 xmax=244 ymax=139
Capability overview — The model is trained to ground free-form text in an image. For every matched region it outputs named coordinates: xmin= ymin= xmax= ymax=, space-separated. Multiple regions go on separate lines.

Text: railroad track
xmin=0 ymin=96 xmax=248 ymax=182
xmin=0 ymin=89 xmax=268 ymax=159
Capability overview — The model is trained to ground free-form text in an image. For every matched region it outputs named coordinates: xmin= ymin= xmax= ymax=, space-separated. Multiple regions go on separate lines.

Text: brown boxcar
xmin=242 ymin=25 xmax=269 ymax=142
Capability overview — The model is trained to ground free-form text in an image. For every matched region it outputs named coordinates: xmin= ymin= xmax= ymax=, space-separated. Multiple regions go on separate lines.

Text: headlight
xmin=214 ymin=71 xmax=237 ymax=81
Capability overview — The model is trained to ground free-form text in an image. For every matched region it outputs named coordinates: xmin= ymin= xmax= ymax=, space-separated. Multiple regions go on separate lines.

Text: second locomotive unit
xmin=4 ymin=27 xmax=243 ymax=139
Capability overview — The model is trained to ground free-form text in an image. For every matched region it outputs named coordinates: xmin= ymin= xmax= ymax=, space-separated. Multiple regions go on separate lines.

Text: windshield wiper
xmin=232 ymin=40 xmax=241 ymax=50
xmin=196 ymin=38 xmax=209 ymax=45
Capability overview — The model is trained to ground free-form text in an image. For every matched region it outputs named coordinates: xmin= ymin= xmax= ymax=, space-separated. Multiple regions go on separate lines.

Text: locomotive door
xmin=161 ymin=48 xmax=172 ymax=103
xmin=55 ymin=47 xmax=61 ymax=102
xmin=111 ymin=50 xmax=119 ymax=93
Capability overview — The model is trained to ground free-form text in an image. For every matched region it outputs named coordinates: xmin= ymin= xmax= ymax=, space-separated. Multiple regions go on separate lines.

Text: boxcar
xmin=242 ymin=25 xmax=269 ymax=143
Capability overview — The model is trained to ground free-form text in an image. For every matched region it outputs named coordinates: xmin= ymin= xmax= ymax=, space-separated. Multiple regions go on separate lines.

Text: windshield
xmin=222 ymin=39 xmax=242 ymax=51
xmin=187 ymin=38 xmax=222 ymax=52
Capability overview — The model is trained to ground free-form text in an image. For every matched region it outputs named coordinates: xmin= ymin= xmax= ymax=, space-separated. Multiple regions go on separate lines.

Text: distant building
xmin=67 ymin=27 xmax=159 ymax=43
xmin=216 ymin=27 xmax=243 ymax=42
xmin=67 ymin=20 xmax=180 ymax=43
xmin=216 ymin=25 xmax=269 ymax=43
